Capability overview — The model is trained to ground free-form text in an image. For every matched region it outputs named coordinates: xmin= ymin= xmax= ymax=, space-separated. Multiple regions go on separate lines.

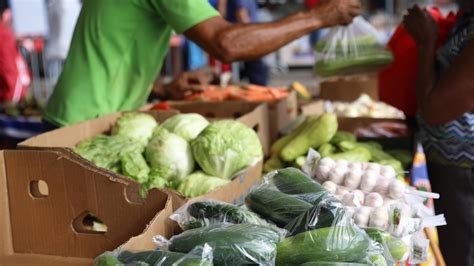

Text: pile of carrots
xmin=184 ymin=84 xmax=290 ymax=103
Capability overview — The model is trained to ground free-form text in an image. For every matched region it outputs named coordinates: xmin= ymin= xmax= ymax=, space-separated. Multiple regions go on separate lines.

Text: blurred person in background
xmin=226 ymin=0 xmax=268 ymax=85
xmin=44 ymin=0 xmax=361 ymax=128
xmin=0 ymin=0 xmax=30 ymax=104
xmin=404 ymin=1 xmax=474 ymax=265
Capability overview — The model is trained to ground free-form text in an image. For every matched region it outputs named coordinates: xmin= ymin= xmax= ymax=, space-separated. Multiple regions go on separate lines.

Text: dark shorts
xmin=428 ymin=162 xmax=474 ymax=266
xmin=42 ymin=119 xmax=58 ymax=132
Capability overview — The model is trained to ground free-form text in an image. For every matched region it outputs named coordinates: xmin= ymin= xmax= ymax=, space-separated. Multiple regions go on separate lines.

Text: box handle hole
xmin=253 ymin=124 xmax=260 ymax=133
xmin=72 ymin=212 xmax=108 ymax=234
xmin=29 ymin=180 xmax=49 ymax=198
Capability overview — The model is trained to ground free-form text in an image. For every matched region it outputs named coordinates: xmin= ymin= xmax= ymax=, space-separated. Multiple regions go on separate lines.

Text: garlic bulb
xmin=366 ymin=163 xmax=381 ymax=173
xmin=365 ymin=192 xmax=384 ymax=208
xmin=369 ymin=206 xmax=389 ymax=230
xmin=322 ymin=181 xmax=337 ymax=194
xmin=353 ymin=190 xmax=365 ymax=204
xmin=360 ymin=170 xmax=378 ymax=192
xmin=353 ymin=207 xmax=371 ymax=227
xmin=343 ymin=169 xmax=363 ymax=189
xmin=373 ymin=176 xmax=391 ymax=195
xmin=380 ymin=165 xmax=397 ymax=180
xmin=348 ymin=162 xmax=363 ymax=171
xmin=328 ymin=166 xmax=348 ymax=184
xmin=343 ymin=192 xmax=363 ymax=207
xmin=319 ymin=157 xmax=336 ymax=169
xmin=316 ymin=165 xmax=332 ymax=181
xmin=336 ymin=186 xmax=350 ymax=197
xmin=388 ymin=179 xmax=406 ymax=199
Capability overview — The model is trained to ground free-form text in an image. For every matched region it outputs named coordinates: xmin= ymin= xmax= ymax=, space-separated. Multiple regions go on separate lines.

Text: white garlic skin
xmin=388 ymin=179 xmax=406 ymax=199
xmin=354 ymin=207 xmax=371 ymax=227
xmin=342 ymin=192 xmax=360 ymax=207
xmin=369 ymin=206 xmax=389 ymax=230
xmin=328 ymin=166 xmax=348 ymax=184
xmin=319 ymin=157 xmax=336 ymax=169
xmin=365 ymin=192 xmax=384 ymax=208
xmin=373 ymin=175 xmax=391 ymax=195
xmin=322 ymin=181 xmax=338 ymax=194
xmin=360 ymin=170 xmax=378 ymax=192
xmin=335 ymin=160 xmax=349 ymax=169
xmin=348 ymin=162 xmax=363 ymax=171
xmin=316 ymin=165 xmax=332 ymax=181
xmin=336 ymin=186 xmax=350 ymax=197
xmin=343 ymin=169 xmax=363 ymax=189
xmin=366 ymin=163 xmax=381 ymax=173
xmin=379 ymin=165 xmax=397 ymax=180
xmin=353 ymin=190 xmax=365 ymax=204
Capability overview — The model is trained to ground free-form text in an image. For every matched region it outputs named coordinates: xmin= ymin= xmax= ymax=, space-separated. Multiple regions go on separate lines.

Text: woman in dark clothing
xmin=404 ymin=2 xmax=474 ymax=265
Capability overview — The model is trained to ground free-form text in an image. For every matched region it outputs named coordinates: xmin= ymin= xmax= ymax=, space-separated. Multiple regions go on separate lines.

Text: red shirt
xmin=0 ymin=22 xmax=30 ymax=103
xmin=305 ymin=0 xmax=321 ymax=9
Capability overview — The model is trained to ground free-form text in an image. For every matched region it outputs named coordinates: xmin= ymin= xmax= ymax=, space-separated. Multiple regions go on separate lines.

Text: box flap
xmin=0 ymin=150 xmax=169 ymax=258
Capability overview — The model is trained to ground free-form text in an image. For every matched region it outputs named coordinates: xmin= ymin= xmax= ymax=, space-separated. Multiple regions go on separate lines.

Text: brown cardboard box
xmin=3 ymin=110 xmax=265 ymax=264
xmin=0 ymin=149 xmax=169 ymax=265
xmin=319 ymin=75 xmax=378 ymax=102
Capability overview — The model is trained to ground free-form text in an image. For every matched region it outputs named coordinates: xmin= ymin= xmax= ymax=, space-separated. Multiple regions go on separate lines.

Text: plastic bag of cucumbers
xmin=245 ymin=167 xmax=389 ymax=265
xmin=153 ymin=223 xmax=285 ymax=265
xmin=94 ymin=244 xmax=214 ymax=266
xmin=314 ymin=16 xmax=393 ymax=77
xmin=169 ymin=199 xmax=274 ymax=230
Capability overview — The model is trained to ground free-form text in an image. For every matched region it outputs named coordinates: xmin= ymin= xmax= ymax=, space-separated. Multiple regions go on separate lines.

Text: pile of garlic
xmin=324 ymin=94 xmax=406 ymax=119
xmin=312 ymin=157 xmax=441 ymax=234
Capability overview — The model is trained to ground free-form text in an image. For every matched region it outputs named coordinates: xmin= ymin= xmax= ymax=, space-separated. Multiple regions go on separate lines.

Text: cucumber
xmin=302 ymin=262 xmax=368 ymax=266
xmin=101 ymin=250 xmax=210 ymax=266
xmin=285 ymin=196 xmax=347 ymax=236
xmin=280 ymin=114 xmax=338 ymax=162
xmin=318 ymin=143 xmax=336 ymax=157
xmin=315 ymin=51 xmax=393 ymax=77
xmin=169 ymin=223 xmax=281 ymax=265
xmin=330 ymin=131 xmax=357 ymax=145
xmin=272 ymin=167 xmax=326 ymax=195
xmin=271 ymin=116 xmax=317 ymax=157
xmin=364 ymin=228 xmax=391 ymax=244
xmin=327 ymin=147 xmax=372 ymax=162
xmin=387 ymin=238 xmax=408 ymax=261
xmin=245 ymin=187 xmax=313 ymax=226
xmin=276 ymin=226 xmax=370 ymax=265
xmin=185 ymin=201 xmax=268 ymax=228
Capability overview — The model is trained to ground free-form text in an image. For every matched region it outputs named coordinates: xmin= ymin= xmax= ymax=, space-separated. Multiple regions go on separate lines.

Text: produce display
xmin=314 ymin=17 xmax=393 ymax=77
xmin=265 ymin=116 xmax=411 ymax=174
xmin=324 ymin=94 xmax=405 ymax=119
xmin=74 ymin=112 xmax=262 ymax=197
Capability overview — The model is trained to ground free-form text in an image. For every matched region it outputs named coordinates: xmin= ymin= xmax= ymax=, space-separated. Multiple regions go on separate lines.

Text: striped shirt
xmin=418 ymin=11 xmax=474 ymax=168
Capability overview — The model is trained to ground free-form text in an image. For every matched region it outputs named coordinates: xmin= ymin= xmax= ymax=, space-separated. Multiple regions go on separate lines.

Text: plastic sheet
xmin=94 ymin=244 xmax=213 ymax=266
xmin=169 ymin=200 xmax=272 ymax=230
xmin=314 ymin=16 xmax=393 ymax=77
xmin=245 ymin=167 xmax=386 ymax=265
xmin=154 ymin=223 xmax=284 ymax=266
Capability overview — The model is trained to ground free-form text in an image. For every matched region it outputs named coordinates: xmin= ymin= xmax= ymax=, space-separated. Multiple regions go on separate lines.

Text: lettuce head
xmin=191 ymin=120 xmax=262 ymax=179
xmin=112 ymin=112 xmax=158 ymax=144
xmin=159 ymin=113 xmax=209 ymax=141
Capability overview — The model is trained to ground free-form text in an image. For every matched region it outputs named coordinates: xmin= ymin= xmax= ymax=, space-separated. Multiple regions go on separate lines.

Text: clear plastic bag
xmin=153 ymin=223 xmax=285 ymax=266
xmin=169 ymin=199 xmax=272 ymax=230
xmin=94 ymin=244 xmax=213 ymax=266
xmin=245 ymin=167 xmax=386 ymax=265
xmin=314 ymin=16 xmax=393 ymax=77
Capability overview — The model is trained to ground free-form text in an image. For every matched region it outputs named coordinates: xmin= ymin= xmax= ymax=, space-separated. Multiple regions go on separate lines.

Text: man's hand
xmin=153 ymin=69 xmax=211 ymax=100
xmin=403 ymin=5 xmax=438 ymax=47
xmin=312 ymin=0 xmax=361 ymax=27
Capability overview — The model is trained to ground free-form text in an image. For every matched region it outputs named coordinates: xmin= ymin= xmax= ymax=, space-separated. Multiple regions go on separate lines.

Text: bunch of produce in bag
xmin=314 ymin=16 xmax=393 ymax=77
xmin=302 ymin=149 xmax=447 ymax=263
xmin=153 ymin=223 xmax=286 ymax=265
xmin=74 ymin=112 xmax=263 ymax=198
xmin=245 ymin=167 xmax=388 ymax=265
xmin=169 ymin=200 xmax=273 ymax=230
xmin=95 ymin=244 xmax=214 ymax=266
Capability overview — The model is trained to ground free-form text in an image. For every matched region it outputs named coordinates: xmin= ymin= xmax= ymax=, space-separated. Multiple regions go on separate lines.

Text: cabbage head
xmin=191 ymin=120 xmax=263 ymax=179
xmin=177 ymin=171 xmax=230 ymax=197
xmin=112 ymin=112 xmax=158 ymax=144
xmin=145 ymin=129 xmax=194 ymax=181
xmin=159 ymin=113 xmax=209 ymax=141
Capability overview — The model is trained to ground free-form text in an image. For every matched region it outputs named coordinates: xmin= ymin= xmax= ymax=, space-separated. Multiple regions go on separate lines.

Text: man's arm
xmin=184 ymin=0 xmax=360 ymax=63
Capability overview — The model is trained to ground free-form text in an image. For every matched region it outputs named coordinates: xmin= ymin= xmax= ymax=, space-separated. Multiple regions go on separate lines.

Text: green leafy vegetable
xmin=111 ymin=112 xmax=158 ymax=144
xmin=192 ymin=120 xmax=262 ymax=179
xmin=159 ymin=113 xmax=209 ymax=141
xmin=177 ymin=172 xmax=230 ymax=198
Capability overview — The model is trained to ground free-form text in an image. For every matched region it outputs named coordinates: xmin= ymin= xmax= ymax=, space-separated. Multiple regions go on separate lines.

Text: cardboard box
xmin=0 ymin=149 xmax=169 ymax=264
xmin=319 ymin=75 xmax=378 ymax=102
xmin=4 ymin=110 xmax=265 ymax=264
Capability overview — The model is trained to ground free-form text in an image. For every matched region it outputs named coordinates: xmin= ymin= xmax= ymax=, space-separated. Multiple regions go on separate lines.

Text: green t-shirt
xmin=44 ymin=0 xmax=219 ymax=126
